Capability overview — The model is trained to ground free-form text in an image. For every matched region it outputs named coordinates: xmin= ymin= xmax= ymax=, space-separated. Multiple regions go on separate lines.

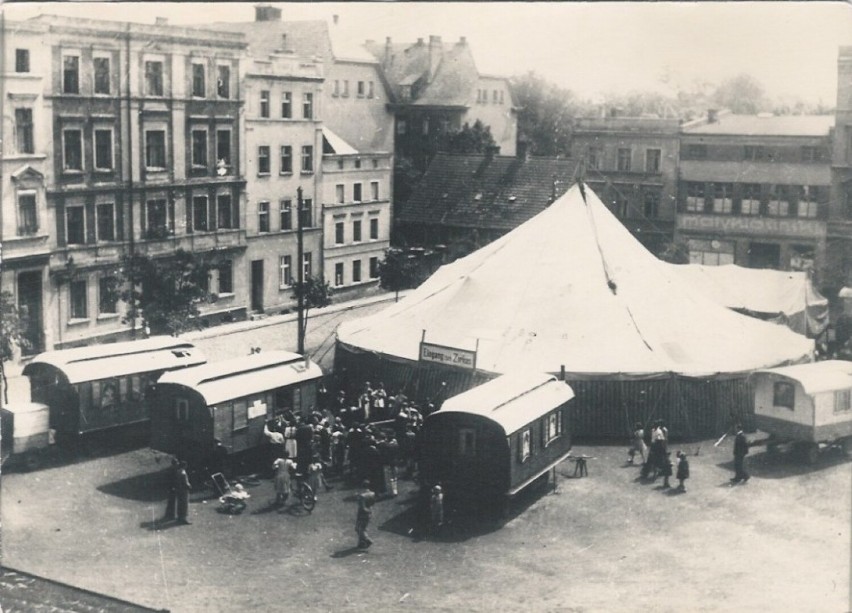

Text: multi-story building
xmin=830 ymin=46 xmax=852 ymax=290
xmin=364 ymin=35 xmax=517 ymax=167
xmin=677 ymin=112 xmax=834 ymax=286
xmin=571 ymin=115 xmax=680 ymax=255
xmin=2 ymin=14 xmax=248 ymax=353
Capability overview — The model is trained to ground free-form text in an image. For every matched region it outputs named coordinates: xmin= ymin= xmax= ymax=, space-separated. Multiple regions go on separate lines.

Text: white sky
xmin=7 ymin=2 xmax=852 ymax=105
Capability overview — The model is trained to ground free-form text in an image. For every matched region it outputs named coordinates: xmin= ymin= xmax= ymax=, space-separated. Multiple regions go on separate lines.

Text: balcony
xmin=136 ymin=229 xmax=246 ymax=257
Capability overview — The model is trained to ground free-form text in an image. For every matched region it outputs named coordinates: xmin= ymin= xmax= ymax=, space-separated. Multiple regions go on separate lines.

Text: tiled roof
xmin=208 ymin=20 xmax=332 ymax=61
xmin=397 ymin=153 xmax=578 ymax=231
xmin=683 ymin=114 xmax=834 ymax=137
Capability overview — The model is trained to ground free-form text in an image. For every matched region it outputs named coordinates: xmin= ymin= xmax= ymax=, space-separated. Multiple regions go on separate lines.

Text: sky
xmin=6 ymin=1 xmax=852 ymax=105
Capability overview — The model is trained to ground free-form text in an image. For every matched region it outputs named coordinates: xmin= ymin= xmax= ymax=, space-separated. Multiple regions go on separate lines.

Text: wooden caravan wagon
xmin=753 ymin=360 xmax=852 ymax=463
xmin=151 ymin=351 xmax=323 ymax=469
xmin=22 ymin=337 xmax=205 ymax=446
xmin=420 ymin=372 xmax=575 ymax=512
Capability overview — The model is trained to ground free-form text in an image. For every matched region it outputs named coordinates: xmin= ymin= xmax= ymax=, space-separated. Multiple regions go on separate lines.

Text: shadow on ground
xmin=97 ymin=469 xmax=170 ymax=502
xmin=715 ymin=448 xmax=850 ymax=479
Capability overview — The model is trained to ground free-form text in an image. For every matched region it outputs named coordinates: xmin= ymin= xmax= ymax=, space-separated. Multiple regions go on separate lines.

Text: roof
xmin=0 ymin=402 xmax=49 ymax=416
xmin=322 ymin=127 xmax=359 ymax=155
xmin=438 ymin=372 xmax=574 ymax=435
xmin=208 ymin=20 xmax=332 ymax=61
xmin=397 ymin=153 xmax=576 ymax=231
xmin=338 ymin=183 xmax=814 ymax=378
xmin=157 ymin=350 xmax=323 ymax=406
xmin=23 ymin=337 xmax=205 ymax=385
xmin=682 ymin=114 xmax=834 ymax=137
xmin=756 ymin=361 xmax=852 ymax=395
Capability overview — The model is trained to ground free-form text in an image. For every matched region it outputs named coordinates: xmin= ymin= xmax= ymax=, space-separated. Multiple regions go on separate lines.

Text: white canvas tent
xmin=667 ymin=264 xmax=828 ymax=337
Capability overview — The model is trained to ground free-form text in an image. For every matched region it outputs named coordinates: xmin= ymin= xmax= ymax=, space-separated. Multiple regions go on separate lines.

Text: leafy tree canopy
xmin=378 ymin=249 xmax=419 ymax=301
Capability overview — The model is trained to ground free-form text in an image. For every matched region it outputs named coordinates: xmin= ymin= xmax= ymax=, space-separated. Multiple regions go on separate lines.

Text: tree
xmin=117 ymin=249 xmax=214 ymax=336
xmin=442 ymin=120 xmax=496 ymax=154
xmin=713 ymin=74 xmax=769 ymax=115
xmin=0 ymin=291 xmax=30 ymax=404
xmin=291 ymin=275 xmax=333 ymax=351
xmin=378 ymin=249 xmax=419 ymax=302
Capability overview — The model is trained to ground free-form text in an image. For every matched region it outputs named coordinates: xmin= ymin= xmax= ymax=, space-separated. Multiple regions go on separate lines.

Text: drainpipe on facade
xmin=125 ymin=24 xmax=137 ymax=339
xmin=297 ymin=186 xmax=305 ymax=355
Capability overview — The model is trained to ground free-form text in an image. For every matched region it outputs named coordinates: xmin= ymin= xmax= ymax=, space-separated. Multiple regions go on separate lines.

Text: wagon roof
xmin=438 ymin=372 xmax=574 ymax=435
xmin=157 ymin=350 xmax=323 ymax=406
xmin=756 ymin=360 xmax=852 ymax=395
xmin=22 ymin=337 xmax=205 ymax=384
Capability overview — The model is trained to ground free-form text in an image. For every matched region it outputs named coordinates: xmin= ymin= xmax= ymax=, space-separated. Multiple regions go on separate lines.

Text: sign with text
xmin=677 ymin=215 xmax=825 ymax=238
xmin=419 ymin=342 xmax=477 ymax=370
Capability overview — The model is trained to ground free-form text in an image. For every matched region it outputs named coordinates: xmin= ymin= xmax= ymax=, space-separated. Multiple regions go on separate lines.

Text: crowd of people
xmin=633 ymin=420 xmax=690 ymax=492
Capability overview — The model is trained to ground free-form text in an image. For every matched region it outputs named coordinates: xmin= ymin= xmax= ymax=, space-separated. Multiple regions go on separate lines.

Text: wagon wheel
xmin=300 ymin=483 xmax=316 ymax=512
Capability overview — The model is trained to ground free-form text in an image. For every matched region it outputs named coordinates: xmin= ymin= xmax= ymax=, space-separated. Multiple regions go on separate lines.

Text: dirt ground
xmin=2 ymin=435 xmax=850 ymax=613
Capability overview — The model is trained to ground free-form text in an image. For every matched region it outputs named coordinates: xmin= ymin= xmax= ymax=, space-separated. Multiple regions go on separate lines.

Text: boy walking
xmin=355 ymin=481 xmax=376 ymax=549
xmin=676 ymin=451 xmax=690 ymax=492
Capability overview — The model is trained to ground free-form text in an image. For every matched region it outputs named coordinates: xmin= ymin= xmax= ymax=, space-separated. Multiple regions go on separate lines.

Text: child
xmin=660 ymin=452 xmax=673 ymax=489
xmin=628 ymin=422 xmax=647 ymax=465
xmin=220 ymin=483 xmax=250 ymax=514
xmin=676 ymin=450 xmax=690 ymax=492
xmin=430 ymin=485 xmax=444 ymax=534
xmin=355 ymin=481 xmax=376 ymax=549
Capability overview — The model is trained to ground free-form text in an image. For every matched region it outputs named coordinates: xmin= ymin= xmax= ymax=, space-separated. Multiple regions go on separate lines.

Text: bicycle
xmin=293 ymin=473 xmax=316 ymax=512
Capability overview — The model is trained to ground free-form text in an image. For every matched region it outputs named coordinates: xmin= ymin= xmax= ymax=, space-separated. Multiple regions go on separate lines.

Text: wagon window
xmin=175 ymin=398 xmax=190 ymax=422
xmin=835 ymin=390 xmax=851 ymax=413
xmin=773 ymin=382 xmax=795 ymax=410
xmin=130 ymin=376 xmax=143 ymax=402
xmin=233 ymin=400 xmax=248 ymax=431
xmin=77 ymin=382 xmax=92 ymax=411
xmin=274 ymin=386 xmax=292 ymax=410
xmin=458 ymin=428 xmax=476 ymax=455
xmin=519 ymin=429 xmax=531 ymax=462
xmin=118 ymin=377 xmax=128 ymax=402
xmin=545 ymin=410 xmax=562 ymax=446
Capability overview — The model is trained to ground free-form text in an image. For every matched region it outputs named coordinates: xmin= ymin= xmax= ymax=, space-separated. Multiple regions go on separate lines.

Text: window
xmin=685 ymin=182 xmax=705 ymax=212
xmin=493 ymin=90 xmax=499 ymax=103
xmin=354 ymin=159 xmax=361 ymax=169
xmin=370 ymin=181 xmax=380 ymax=201
xmin=63 ymin=129 xmax=83 ymax=171
xmin=192 ymin=63 xmax=206 ymax=97
xmin=303 ymin=252 xmax=312 ymax=278
xmin=216 ymin=129 xmax=231 ymax=168
xmin=192 ymin=196 xmax=208 ymax=231
xmin=370 ymin=217 xmax=379 ymax=240
xmin=587 ymin=147 xmax=601 ymax=170
xmin=175 ymin=398 xmax=190 ymax=422
xmin=217 ymin=65 xmax=230 ymax=98
xmin=94 ymin=57 xmax=110 ymax=94
xmin=687 ymin=239 xmax=735 ymax=266
xmin=303 ymin=93 xmax=313 ymax=119
xmin=99 ymin=276 xmax=117 ymax=314
xmin=66 ymin=206 xmax=85 ymax=244
xmin=300 ymin=199 xmax=313 ymax=228
xmin=353 ymin=219 xmax=362 ymax=242
xmin=96 ymin=203 xmax=115 ymax=242
xmin=334 ymin=262 xmax=344 ymax=287
xmin=280 ymin=199 xmax=292 ymax=230
xmin=369 ymin=256 xmax=379 ymax=279
xmin=281 ymin=91 xmax=292 ymax=118
xmin=645 ymin=149 xmax=661 ymax=173
xmin=258 ymin=146 xmax=271 ymax=174
xmin=545 ymin=410 xmax=562 ymax=445
xmin=335 ymin=184 xmax=345 ymax=204
xmin=342 ymin=80 xmax=349 ymax=97
xmin=146 ymin=199 xmax=168 ymax=238
xmin=357 ymin=81 xmax=365 ymax=97
xmin=797 ymin=186 xmax=819 ymax=218
xmin=218 ymin=261 xmax=233 ymax=294
xmin=617 ymin=148 xmax=631 ymax=172
xmin=397 ymin=119 xmax=407 ymax=135
xmin=801 ymin=146 xmax=823 ymax=163
xmin=458 ymin=428 xmax=476 ymax=455
xmin=145 ymin=61 xmax=164 ymax=96
xmin=233 ymin=400 xmax=248 ymax=431
xmin=217 ymin=194 xmax=233 ymax=229
xmin=259 ymin=90 xmax=270 ymax=118
xmin=145 ymin=130 xmax=166 ymax=169
xmin=686 ymin=144 xmax=707 ymax=160
xmin=70 ymin=280 xmax=88 ymax=320
xmin=301 ymin=145 xmax=313 ymax=173
xmin=372 ymin=159 xmax=379 ymax=169
xmin=333 ymin=80 xmax=340 ymax=97
xmin=519 ymin=429 xmax=531 ymax=462
xmin=337 ymin=159 xmax=345 ymax=170
xmin=15 ymin=109 xmax=34 ymax=154
xmin=280 ymin=145 xmax=292 ymax=174
xmin=643 ymin=191 xmax=660 ymax=218
xmin=258 ymin=201 xmax=270 ymax=233
xmin=191 ymin=130 xmax=208 ymax=167
xmin=17 ymin=193 xmax=38 ymax=236
xmin=280 ymin=255 xmax=292 ymax=287
xmin=422 ymin=117 xmax=430 ymax=135
xmin=63 ymin=55 xmax=80 ymax=94
xmin=767 ymin=187 xmax=789 ymax=217
xmin=368 ymin=81 xmax=375 ymax=98
xmin=335 ymin=221 xmax=345 ymax=245
xmin=15 ymin=49 xmax=29 ymax=73
xmin=740 ymin=183 xmax=761 ymax=215
xmin=835 ymin=390 xmax=851 ymax=413
xmin=352 ymin=260 xmax=362 ymax=283
xmin=94 ymin=129 xmax=113 ymax=170
xmin=712 ymin=183 xmax=733 ymax=214
xmin=773 ymin=381 xmax=795 ymax=410
xmin=353 ymin=183 xmax=362 ymax=203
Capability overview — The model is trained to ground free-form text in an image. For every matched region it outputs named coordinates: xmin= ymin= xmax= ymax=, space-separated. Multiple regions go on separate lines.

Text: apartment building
xmin=2 ymin=14 xmax=248 ymax=353
xmin=830 ymin=46 xmax=852 ymax=290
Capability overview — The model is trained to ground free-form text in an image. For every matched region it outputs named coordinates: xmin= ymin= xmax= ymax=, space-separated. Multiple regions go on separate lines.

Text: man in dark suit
xmin=732 ymin=424 xmax=750 ymax=484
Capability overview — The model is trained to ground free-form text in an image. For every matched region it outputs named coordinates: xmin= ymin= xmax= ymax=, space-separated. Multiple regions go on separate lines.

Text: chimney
xmin=707 ymin=108 xmax=718 ymax=123
xmin=155 ymin=17 xmax=168 ymax=26
xmin=417 ymin=38 xmax=424 ymax=46
xmin=255 ymin=4 xmax=282 ymax=22
xmin=333 ymin=14 xmax=339 ymax=25
xmin=428 ymin=35 xmax=442 ymax=82
xmin=385 ymin=36 xmax=393 ymax=66
xmin=458 ymin=36 xmax=467 ymax=45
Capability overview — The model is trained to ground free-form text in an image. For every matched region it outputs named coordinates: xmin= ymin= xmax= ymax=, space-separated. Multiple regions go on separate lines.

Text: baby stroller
xmin=213 ymin=472 xmax=250 ymax=514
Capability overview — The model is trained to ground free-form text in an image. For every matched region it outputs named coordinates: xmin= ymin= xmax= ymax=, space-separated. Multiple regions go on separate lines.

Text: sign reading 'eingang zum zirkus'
xmin=419 ymin=341 xmax=477 ymax=370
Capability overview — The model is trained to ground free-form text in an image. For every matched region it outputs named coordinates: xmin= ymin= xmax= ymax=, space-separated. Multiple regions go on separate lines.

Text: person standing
xmin=176 ymin=461 xmax=192 ymax=525
xmin=430 ymin=485 xmax=444 ymax=535
xmin=162 ymin=457 xmax=179 ymax=522
xmin=660 ymin=452 xmax=673 ymax=489
xmin=732 ymin=424 xmax=750 ymax=484
xmin=628 ymin=422 xmax=647 ymax=465
xmin=355 ymin=481 xmax=376 ymax=549
xmin=272 ymin=453 xmax=296 ymax=506
xmin=676 ymin=451 xmax=690 ymax=492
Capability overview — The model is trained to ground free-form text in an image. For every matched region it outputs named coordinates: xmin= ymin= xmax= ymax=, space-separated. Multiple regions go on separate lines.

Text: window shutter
xmin=56 ymin=200 xmax=67 ymax=246
xmin=116 ymin=193 xmax=125 ymax=241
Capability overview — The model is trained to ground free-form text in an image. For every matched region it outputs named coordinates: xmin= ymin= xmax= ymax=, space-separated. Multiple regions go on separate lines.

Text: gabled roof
xmin=683 ymin=114 xmax=834 ymax=137
xmin=397 ymin=153 xmax=576 ymax=231
xmin=756 ymin=361 xmax=852 ymax=395
xmin=208 ymin=20 xmax=332 ymax=61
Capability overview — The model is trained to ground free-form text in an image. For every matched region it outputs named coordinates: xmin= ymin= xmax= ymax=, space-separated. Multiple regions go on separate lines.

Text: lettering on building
xmin=677 ymin=215 xmax=825 ymax=238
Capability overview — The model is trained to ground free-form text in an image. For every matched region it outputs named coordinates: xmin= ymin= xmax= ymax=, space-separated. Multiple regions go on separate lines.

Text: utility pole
xmin=296 ymin=186 xmax=305 ymax=355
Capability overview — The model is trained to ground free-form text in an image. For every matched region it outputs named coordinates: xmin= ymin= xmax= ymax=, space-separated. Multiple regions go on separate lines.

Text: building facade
xmin=2 ymin=15 xmax=248 ymax=354
xmin=571 ymin=116 xmax=680 ymax=255
xmin=677 ymin=113 xmax=833 ymax=286
xmin=830 ymin=45 xmax=852 ymax=291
